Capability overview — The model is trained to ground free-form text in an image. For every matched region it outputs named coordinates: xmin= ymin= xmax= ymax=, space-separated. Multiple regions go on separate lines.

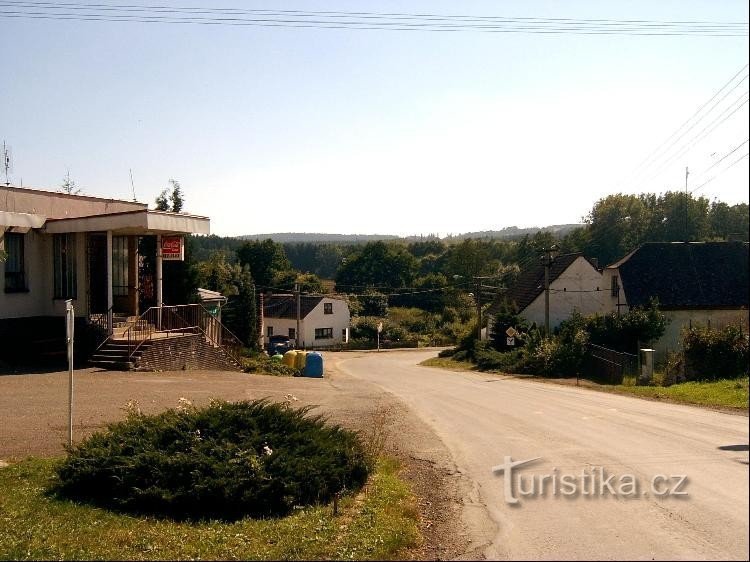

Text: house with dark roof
xmin=263 ymin=293 xmax=350 ymax=349
xmin=602 ymin=241 xmax=749 ymax=358
xmin=487 ymin=252 xmax=604 ymax=333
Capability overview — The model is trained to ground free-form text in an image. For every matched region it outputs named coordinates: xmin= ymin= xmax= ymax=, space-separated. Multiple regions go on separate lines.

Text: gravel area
xmin=0 ymin=353 xmax=471 ymax=560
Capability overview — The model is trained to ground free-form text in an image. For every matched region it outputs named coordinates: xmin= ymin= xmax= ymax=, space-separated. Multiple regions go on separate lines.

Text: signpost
xmin=377 ymin=321 xmax=383 ymax=352
xmin=65 ymin=300 xmax=75 ymax=447
xmin=505 ymin=326 xmax=517 ymax=347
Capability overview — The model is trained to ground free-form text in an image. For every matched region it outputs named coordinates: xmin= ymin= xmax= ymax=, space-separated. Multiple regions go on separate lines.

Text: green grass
xmin=607 ymin=376 xmax=749 ymax=410
xmin=419 ymin=357 xmax=476 ymax=371
xmin=0 ymin=457 xmax=420 ymax=561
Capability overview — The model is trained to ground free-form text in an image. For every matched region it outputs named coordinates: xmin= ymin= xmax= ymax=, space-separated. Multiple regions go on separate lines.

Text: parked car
xmin=267 ymin=335 xmax=295 ymax=355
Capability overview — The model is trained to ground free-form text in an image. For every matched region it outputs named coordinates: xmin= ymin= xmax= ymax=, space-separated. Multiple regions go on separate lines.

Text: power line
xmin=621 ymin=64 xmax=748 ymax=186
xmin=693 ymin=137 xmax=749 ymax=181
xmin=624 ymin=69 xmax=749 ymax=188
xmin=691 ymin=151 xmax=749 ymax=194
xmin=635 ymin=91 xmax=749 ymax=189
xmin=0 ymin=2 xmax=747 ymax=35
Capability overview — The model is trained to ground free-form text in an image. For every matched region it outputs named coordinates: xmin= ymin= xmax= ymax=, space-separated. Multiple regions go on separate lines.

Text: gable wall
xmin=521 ymin=256 xmax=604 ymax=329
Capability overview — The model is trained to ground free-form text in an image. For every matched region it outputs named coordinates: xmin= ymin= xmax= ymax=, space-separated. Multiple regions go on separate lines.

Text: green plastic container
xmin=271 ymin=353 xmax=284 ymax=362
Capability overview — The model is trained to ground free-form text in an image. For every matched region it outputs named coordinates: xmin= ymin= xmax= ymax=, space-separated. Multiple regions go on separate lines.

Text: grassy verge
xmin=0 ymin=457 xmax=420 ymax=561
xmin=606 ymin=376 xmax=748 ymax=410
xmin=419 ymin=357 xmax=476 ymax=371
xmin=422 ymin=355 xmax=748 ymax=411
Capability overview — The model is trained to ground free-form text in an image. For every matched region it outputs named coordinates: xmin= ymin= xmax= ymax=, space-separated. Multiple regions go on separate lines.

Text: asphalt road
xmin=336 ymin=350 xmax=750 ymax=561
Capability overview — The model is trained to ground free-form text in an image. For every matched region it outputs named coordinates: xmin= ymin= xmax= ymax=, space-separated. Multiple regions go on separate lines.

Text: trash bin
xmin=282 ymin=350 xmax=297 ymax=368
xmin=271 ymin=353 xmax=284 ymax=362
xmin=294 ymin=350 xmax=307 ymax=371
xmin=304 ymin=352 xmax=324 ymax=378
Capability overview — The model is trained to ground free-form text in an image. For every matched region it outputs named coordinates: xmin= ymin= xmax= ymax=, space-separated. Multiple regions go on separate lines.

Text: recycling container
xmin=304 ymin=352 xmax=324 ymax=378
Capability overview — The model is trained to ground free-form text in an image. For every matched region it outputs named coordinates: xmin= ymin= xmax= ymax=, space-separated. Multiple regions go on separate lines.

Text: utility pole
xmin=541 ymin=245 xmax=558 ymax=337
xmin=475 ymin=277 xmax=482 ymax=341
xmin=684 ymin=166 xmax=690 ymax=241
xmin=294 ymin=283 xmax=301 ymax=349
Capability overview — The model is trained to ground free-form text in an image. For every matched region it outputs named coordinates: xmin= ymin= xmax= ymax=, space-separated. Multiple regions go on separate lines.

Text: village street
xmin=1 ymin=350 xmax=748 ymax=560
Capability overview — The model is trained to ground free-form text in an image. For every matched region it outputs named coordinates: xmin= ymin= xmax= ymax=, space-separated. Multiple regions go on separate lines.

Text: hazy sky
xmin=2 ymin=0 xmax=748 ymax=237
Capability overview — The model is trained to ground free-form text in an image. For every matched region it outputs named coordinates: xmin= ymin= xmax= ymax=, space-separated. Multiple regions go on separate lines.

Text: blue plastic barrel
xmin=304 ymin=352 xmax=324 ymax=378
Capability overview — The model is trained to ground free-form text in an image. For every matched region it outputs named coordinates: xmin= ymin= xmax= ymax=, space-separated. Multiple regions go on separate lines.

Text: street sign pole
xmin=377 ymin=321 xmax=383 ymax=352
xmin=65 ymin=299 xmax=75 ymax=447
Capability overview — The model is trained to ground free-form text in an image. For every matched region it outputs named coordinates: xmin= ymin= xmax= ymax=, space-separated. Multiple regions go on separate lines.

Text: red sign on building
xmin=161 ymin=236 xmax=184 ymax=261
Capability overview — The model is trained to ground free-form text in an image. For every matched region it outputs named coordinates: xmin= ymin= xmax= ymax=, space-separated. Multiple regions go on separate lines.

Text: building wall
xmin=1 ymin=230 xmax=89 ymax=319
xmin=0 ymin=185 xmax=145 ymax=219
xmin=301 ymin=298 xmax=350 ymax=348
xmin=264 ymin=298 xmax=350 ymax=349
xmin=600 ymin=267 xmax=629 ymax=315
xmin=521 ymin=257 xmax=605 ymax=329
xmin=650 ymin=309 xmax=749 ymax=362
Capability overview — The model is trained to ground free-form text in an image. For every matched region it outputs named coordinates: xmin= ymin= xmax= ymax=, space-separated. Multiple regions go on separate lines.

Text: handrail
xmin=169 ymin=304 xmax=244 ymax=366
xmin=123 ymin=304 xmax=244 ymax=367
xmin=90 ymin=305 xmax=114 ymax=351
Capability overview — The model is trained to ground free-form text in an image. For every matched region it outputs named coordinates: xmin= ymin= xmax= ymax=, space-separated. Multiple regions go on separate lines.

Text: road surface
xmin=335 ymin=350 xmax=749 ymax=560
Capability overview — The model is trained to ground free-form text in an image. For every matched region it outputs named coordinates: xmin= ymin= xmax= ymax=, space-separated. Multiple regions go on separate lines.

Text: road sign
xmin=377 ymin=322 xmax=383 ymax=333
xmin=505 ymin=327 xmax=517 ymax=337
xmin=506 ymin=336 xmax=515 ymax=347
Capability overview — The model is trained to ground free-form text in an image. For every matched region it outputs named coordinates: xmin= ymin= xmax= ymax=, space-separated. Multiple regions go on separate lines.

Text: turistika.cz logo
xmin=491 ymin=456 xmax=689 ymax=505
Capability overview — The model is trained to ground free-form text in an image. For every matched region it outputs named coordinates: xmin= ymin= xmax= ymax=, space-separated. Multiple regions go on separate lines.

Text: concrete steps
xmin=89 ymin=340 xmax=151 ymax=371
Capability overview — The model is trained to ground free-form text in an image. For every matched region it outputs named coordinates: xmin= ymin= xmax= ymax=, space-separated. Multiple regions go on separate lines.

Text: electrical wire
xmin=0 ymin=2 xmax=747 ymax=35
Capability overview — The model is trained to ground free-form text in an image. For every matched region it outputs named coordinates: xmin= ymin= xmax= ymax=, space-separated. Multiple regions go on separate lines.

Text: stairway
xmin=89 ymin=340 xmax=152 ymax=370
xmin=88 ymin=314 xmax=155 ymax=371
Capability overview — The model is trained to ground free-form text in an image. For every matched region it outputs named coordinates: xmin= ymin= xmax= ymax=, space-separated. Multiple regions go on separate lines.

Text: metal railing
xmin=124 ymin=304 xmax=244 ymax=366
xmin=89 ymin=305 xmax=114 ymax=351
xmin=583 ymin=343 xmax=638 ymax=385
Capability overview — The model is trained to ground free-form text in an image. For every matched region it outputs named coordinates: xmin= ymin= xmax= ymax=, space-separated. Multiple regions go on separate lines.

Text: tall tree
xmin=335 ymin=241 xmax=417 ymax=291
xmin=155 ymin=179 xmax=184 ymax=212
xmin=236 ymin=238 xmax=292 ymax=289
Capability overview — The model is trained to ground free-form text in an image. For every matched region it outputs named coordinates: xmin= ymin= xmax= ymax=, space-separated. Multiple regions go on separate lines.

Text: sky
xmin=1 ymin=0 xmax=748 ymax=237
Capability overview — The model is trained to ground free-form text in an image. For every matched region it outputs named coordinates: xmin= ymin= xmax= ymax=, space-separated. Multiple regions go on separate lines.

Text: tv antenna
xmin=129 ymin=168 xmax=137 ymax=201
xmin=2 ymin=141 xmax=12 ymax=186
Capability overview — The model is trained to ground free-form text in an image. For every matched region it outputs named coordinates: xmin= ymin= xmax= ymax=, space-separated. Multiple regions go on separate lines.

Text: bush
xmin=473 ymin=342 xmax=526 ymax=372
xmin=242 ymin=352 xmax=299 ymax=376
xmin=580 ymin=300 xmax=667 ymax=354
xmin=54 ymin=400 xmax=369 ymax=520
xmin=682 ymin=323 xmax=749 ymax=381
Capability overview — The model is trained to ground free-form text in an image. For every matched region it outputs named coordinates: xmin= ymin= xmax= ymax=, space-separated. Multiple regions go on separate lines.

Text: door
xmin=87 ymin=233 xmax=108 ymax=314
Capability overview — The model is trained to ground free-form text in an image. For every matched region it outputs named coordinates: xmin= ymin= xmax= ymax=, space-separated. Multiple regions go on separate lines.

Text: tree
xmin=155 ymin=179 xmax=184 ymax=212
xmin=335 ymin=241 xmax=417 ymax=291
xmin=236 ymin=239 xmax=292 ymax=289
xmin=169 ymin=179 xmax=184 ymax=213
xmin=60 ymin=170 xmax=80 ymax=195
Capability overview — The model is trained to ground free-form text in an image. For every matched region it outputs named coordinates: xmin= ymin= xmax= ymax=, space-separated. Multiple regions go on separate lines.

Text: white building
xmin=263 ymin=294 xmax=350 ymax=349
xmin=602 ymin=241 xmax=749 ymax=360
xmin=1 ymin=185 xmax=210 ymax=364
xmin=487 ymin=252 xmax=604 ymax=332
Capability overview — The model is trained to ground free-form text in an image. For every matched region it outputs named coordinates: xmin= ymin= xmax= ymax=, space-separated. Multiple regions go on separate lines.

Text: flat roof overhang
xmin=43 ymin=210 xmax=210 ymax=235
xmin=0 ymin=211 xmax=47 ymax=233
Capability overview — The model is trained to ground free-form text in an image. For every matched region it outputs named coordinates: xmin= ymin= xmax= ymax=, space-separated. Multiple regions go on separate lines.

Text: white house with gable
xmin=263 ymin=294 xmax=350 ymax=349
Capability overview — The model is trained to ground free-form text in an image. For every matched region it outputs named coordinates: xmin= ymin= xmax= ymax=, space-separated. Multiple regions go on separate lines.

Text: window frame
xmin=323 ymin=302 xmax=333 ymax=315
xmin=3 ymin=232 xmax=27 ymax=293
xmin=314 ymin=327 xmax=333 ymax=340
xmin=53 ymin=233 xmax=78 ymax=300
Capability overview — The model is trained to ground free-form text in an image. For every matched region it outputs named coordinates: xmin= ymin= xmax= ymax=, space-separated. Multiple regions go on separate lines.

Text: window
xmin=315 ymin=327 xmax=333 ymax=340
xmin=54 ymin=233 xmax=77 ymax=299
xmin=610 ymin=274 xmax=620 ymax=297
xmin=323 ymin=302 xmax=333 ymax=314
xmin=288 ymin=328 xmax=296 ymax=340
xmin=3 ymin=233 xmax=26 ymax=292
xmin=267 ymin=326 xmax=273 ymax=337
xmin=112 ymin=236 xmax=128 ymax=297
